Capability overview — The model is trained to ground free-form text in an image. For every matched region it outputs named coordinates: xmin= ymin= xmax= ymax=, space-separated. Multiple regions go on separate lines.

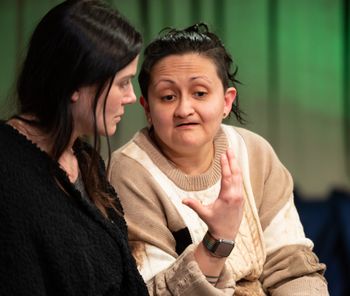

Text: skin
xmin=141 ymin=53 xmax=244 ymax=280
xmin=9 ymin=55 xmax=139 ymax=183
xmin=72 ymin=55 xmax=139 ymax=138
xmin=142 ymin=53 xmax=235 ymax=175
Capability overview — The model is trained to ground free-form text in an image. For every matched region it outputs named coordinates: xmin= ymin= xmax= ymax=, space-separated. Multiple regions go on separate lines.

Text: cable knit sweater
xmin=108 ymin=124 xmax=329 ymax=295
xmin=0 ymin=122 xmax=148 ymax=296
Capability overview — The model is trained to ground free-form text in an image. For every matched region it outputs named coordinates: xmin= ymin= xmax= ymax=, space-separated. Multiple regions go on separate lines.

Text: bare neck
xmin=157 ymin=140 xmax=215 ymax=176
xmin=169 ymin=149 xmax=214 ymax=175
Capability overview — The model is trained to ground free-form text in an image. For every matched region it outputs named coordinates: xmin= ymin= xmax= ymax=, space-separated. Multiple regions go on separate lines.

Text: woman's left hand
xmin=182 ymin=148 xmax=244 ymax=240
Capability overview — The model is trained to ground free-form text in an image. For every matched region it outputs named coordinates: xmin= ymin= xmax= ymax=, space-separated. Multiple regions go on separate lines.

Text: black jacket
xmin=0 ymin=122 xmax=148 ymax=296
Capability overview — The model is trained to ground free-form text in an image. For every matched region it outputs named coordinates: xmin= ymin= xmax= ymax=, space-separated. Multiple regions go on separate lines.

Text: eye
xmin=119 ymin=79 xmax=131 ymax=89
xmin=161 ymin=94 xmax=176 ymax=101
xmin=194 ymin=91 xmax=207 ymax=98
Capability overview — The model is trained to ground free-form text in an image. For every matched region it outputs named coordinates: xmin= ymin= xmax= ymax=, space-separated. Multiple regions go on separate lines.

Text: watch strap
xmin=202 ymin=231 xmax=235 ymax=258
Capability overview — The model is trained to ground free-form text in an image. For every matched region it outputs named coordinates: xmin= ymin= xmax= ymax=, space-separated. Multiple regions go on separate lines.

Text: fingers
xmin=226 ymin=148 xmax=235 ymax=172
xmin=220 ymin=151 xmax=231 ymax=180
xmin=182 ymin=198 xmax=210 ymax=220
xmin=183 ymin=148 xmax=244 ymax=239
xmin=228 ymin=148 xmax=243 ymax=194
xmin=226 ymin=148 xmax=241 ymax=176
xmin=220 ymin=148 xmax=240 ymax=180
xmin=182 ymin=198 xmax=200 ymax=209
xmin=220 ymin=148 xmax=243 ymax=202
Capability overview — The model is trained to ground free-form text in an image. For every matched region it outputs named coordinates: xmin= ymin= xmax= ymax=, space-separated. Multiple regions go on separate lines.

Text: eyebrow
xmin=115 ymin=74 xmax=135 ymax=83
xmin=117 ymin=74 xmax=135 ymax=82
xmin=153 ymin=76 xmax=212 ymax=87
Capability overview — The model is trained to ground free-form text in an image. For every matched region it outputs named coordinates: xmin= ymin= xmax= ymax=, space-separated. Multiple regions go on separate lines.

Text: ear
xmin=71 ymin=90 xmax=80 ymax=103
xmin=140 ymin=96 xmax=153 ymax=125
xmin=223 ymin=87 xmax=237 ymax=116
xmin=140 ymin=96 xmax=150 ymax=114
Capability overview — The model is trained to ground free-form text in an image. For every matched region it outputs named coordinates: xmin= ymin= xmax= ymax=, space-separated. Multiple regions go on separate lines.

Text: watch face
xmin=213 ymin=240 xmax=235 ymax=257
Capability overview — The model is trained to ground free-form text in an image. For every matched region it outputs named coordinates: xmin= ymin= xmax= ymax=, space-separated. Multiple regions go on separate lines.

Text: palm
xmin=183 ymin=148 xmax=244 ymax=240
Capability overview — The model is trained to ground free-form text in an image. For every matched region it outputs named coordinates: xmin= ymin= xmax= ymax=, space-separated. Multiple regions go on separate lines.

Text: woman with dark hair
xmin=108 ymin=23 xmax=329 ymax=295
xmin=0 ymin=1 xmax=148 ymax=295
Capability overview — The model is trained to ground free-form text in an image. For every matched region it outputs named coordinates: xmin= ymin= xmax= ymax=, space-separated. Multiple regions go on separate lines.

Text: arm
xmin=108 ymin=149 xmax=239 ymax=295
xmin=260 ymin=192 xmax=328 ymax=295
xmin=0 ymin=188 xmax=46 ymax=295
xmin=237 ymin=128 xmax=329 ymax=295
xmin=145 ymin=244 xmax=236 ymax=295
xmin=182 ymin=149 xmax=244 ymax=282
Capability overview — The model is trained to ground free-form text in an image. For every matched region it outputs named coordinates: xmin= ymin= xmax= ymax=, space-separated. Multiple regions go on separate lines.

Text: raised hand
xmin=182 ymin=148 xmax=244 ymax=240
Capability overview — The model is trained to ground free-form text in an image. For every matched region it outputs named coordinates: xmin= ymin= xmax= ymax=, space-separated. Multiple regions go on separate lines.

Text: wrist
xmin=202 ymin=231 xmax=235 ymax=258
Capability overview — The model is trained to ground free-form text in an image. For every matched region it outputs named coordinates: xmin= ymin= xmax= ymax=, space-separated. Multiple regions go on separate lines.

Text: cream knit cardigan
xmin=108 ymin=124 xmax=328 ymax=296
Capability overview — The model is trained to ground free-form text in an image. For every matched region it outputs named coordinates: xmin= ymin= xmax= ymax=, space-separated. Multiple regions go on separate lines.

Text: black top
xmin=0 ymin=122 xmax=148 ymax=296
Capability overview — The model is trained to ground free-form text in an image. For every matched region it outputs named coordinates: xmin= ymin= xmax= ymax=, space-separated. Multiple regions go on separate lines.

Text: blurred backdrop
xmin=0 ymin=0 xmax=349 ymax=294
xmin=0 ymin=0 xmax=348 ymax=197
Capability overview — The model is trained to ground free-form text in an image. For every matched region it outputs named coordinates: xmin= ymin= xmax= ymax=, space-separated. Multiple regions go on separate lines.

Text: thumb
xmin=182 ymin=198 xmax=206 ymax=217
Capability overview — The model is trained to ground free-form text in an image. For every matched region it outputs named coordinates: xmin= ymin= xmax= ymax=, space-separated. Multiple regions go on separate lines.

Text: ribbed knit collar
xmin=134 ymin=126 xmax=228 ymax=191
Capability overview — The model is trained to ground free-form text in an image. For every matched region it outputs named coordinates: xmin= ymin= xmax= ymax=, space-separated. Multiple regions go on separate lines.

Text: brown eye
xmin=194 ymin=91 xmax=207 ymax=98
xmin=161 ymin=95 xmax=175 ymax=101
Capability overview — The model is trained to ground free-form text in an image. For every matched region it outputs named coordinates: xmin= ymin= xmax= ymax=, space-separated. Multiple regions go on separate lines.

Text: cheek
xmin=150 ymin=104 xmax=171 ymax=124
xmin=209 ymin=109 xmax=224 ymax=122
xmin=211 ymin=97 xmax=226 ymax=113
xmin=199 ymin=102 xmax=224 ymax=122
xmin=105 ymin=94 xmax=121 ymax=114
xmin=107 ymin=92 xmax=117 ymax=106
xmin=76 ymin=99 xmax=94 ymax=124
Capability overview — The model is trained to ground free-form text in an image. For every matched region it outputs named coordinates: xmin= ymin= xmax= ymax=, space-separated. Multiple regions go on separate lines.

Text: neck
xmin=8 ymin=116 xmax=51 ymax=152
xmin=58 ymin=147 xmax=79 ymax=182
xmin=8 ymin=115 xmax=79 ymax=182
xmin=152 ymin=132 xmax=215 ymax=175
xmin=169 ymin=148 xmax=214 ymax=175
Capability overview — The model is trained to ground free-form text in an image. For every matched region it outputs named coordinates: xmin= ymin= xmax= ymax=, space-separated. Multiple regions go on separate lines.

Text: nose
xmin=123 ymin=83 xmax=137 ymax=105
xmin=174 ymin=96 xmax=194 ymax=118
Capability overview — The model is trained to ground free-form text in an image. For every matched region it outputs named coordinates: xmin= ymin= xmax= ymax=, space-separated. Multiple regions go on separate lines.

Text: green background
xmin=0 ymin=0 xmax=349 ymax=198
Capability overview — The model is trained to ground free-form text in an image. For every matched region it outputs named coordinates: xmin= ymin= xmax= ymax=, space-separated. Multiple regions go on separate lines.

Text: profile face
xmin=98 ymin=55 xmax=139 ymax=136
xmin=72 ymin=55 xmax=139 ymax=137
xmin=144 ymin=53 xmax=236 ymax=155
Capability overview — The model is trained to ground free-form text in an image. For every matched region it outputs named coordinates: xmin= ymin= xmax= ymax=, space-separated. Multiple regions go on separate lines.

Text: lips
xmin=175 ymin=122 xmax=198 ymax=127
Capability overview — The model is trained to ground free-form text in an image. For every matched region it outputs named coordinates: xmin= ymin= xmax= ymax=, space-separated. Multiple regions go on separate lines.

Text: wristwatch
xmin=202 ymin=231 xmax=235 ymax=258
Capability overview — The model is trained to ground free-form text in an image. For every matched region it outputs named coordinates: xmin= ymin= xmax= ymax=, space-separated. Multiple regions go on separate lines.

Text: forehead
xmin=115 ymin=55 xmax=139 ymax=80
xmin=150 ymin=53 xmax=218 ymax=77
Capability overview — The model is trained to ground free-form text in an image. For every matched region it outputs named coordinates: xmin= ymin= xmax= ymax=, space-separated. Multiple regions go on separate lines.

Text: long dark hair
xmin=138 ymin=22 xmax=245 ymax=123
xmin=15 ymin=0 xmax=142 ymax=216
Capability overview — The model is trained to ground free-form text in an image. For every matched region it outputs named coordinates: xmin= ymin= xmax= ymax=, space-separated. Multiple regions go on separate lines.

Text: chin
xmin=107 ymin=127 xmax=117 ymax=136
xmin=98 ymin=125 xmax=117 ymax=137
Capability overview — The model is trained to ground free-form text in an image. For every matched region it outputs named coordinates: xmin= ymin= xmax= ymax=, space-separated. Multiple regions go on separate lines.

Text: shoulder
xmin=110 ymin=128 xmax=150 ymax=171
xmin=224 ymin=125 xmax=275 ymax=154
xmin=221 ymin=124 xmax=279 ymax=169
xmin=0 ymin=122 xmax=45 ymax=180
xmin=0 ymin=125 xmax=15 ymax=169
xmin=222 ymin=125 xmax=293 ymax=217
xmin=108 ymin=129 xmax=157 ymax=202
xmin=0 ymin=122 xmax=24 ymax=156
xmin=108 ymin=129 xmax=170 ymax=209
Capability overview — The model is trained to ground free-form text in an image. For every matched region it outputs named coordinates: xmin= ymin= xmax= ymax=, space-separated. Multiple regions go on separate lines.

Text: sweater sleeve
xmin=0 ymin=236 xmax=46 ymax=295
xmin=0 ymin=187 xmax=46 ymax=295
xmin=236 ymin=128 xmax=328 ymax=295
xmin=108 ymin=149 xmax=236 ymax=295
